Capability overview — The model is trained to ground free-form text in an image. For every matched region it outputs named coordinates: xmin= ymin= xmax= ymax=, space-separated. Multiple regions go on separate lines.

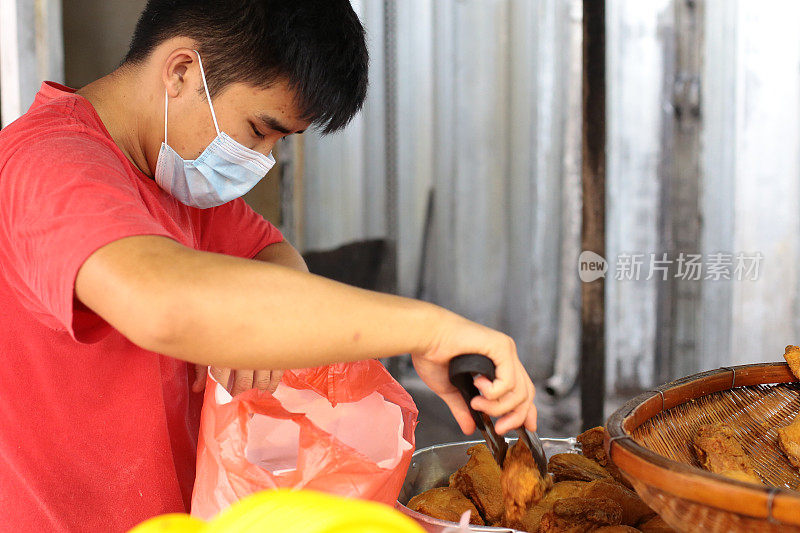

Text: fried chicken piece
xmin=539 ymin=497 xmax=623 ymax=533
xmin=637 ymin=515 xmax=675 ymax=533
xmin=449 ymin=444 xmax=504 ymax=524
xmin=577 ymin=427 xmax=610 ymax=465
xmin=549 ymin=453 xmax=615 ymax=483
xmin=500 ymin=441 xmax=552 ymax=524
xmin=594 ymin=527 xmax=642 ymax=533
xmin=505 ymin=482 xmax=586 ymax=531
xmin=504 ymin=500 xmax=550 ymax=532
xmin=692 ymin=424 xmax=761 ymax=484
xmin=544 ymin=481 xmax=590 ymax=501
xmin=505 ymin=482 xmax=589 ymax=532
xmin=578 ymin=427 xmax=633 ymax=488
xmin=778 ymin=415 xmax=800 ymax=469
xmin=407 ymin=486 xmax=485 ymax=526
xmin=582 ymin=480 xmax=654 ymax=526
xmin=784 ymin=345 xmax=800 ymax=379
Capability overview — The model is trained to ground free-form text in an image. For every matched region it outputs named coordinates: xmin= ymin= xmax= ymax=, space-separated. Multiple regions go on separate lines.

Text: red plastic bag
xmin=190 ymin=359 xmax=419 ymax=520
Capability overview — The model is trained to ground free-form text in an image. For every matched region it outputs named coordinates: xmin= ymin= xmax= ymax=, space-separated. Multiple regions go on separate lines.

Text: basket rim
xmin=605 ymin=362 xmax=800 ymax=526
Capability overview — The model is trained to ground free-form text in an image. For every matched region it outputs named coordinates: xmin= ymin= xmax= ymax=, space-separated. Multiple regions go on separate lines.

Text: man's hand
xmin=411 ymin=310 xmax=537 ymax=436
xmin=192 ymin=365 xmax=284 ymax=395
xmin=191 ymin=239 xmax=307 ymax=396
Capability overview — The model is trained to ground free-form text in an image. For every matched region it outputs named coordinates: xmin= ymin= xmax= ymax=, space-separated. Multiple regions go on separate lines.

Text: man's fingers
xmin=495 ymin=378 xmax=536 ymax=434
xmin=192 ymin=364 xmax=208 ymax=393
xmin=495 ymin=396 xmax=535 ymax=434
xmin=470 ymin=382 xmax=527 ymax=418
xmin=473 ymin=359 xmax=529 ymax=412
xmin=470 ymin=360 xmax=536 ymax=434
xmin=473 ymin=375 xmax=492 ymax=392
xmin=441 ymin=391 xmax=476 ymax=435
xmin=475 ymin=360 xmax=517 ymax=401
xmin=481 ymin=337 xmax=519 ymax=400
xmin=210 ymin=368 xmax=284 ymax=396
xmin=268 ymin=370 xmax=284 ymax=393
xmin=514 ymin=381 xmax=538 ymax=433
xmin=523 ymin=404 xmax=538 ymax=433
xmin=210 ymin=367 xmax=232 ymax=392
xmin=255 ymin=369 xmax=284 ymax=393
xmin=230 ymin=370 xmax=255 ymax=396
xmin=254 ymin=370 xmax=273 ymax=392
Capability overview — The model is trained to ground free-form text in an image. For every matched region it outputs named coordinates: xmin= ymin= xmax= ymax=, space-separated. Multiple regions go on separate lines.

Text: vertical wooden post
xmin=580 ymin=0 xmax=606 ymax=430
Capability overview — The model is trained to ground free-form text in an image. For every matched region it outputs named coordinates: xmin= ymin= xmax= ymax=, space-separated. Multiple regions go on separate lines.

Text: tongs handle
xmin=448 ymin=353 xmax=495 ymax=426
xmin=448 ymin=353 xmax=509 ymax=465
xmin=448 ymin=353 xmax=548 ymax=476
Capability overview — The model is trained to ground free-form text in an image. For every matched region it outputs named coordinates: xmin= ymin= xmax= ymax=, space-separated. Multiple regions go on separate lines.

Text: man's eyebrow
xmin=257 ymin=114 xmax=305 ymax=135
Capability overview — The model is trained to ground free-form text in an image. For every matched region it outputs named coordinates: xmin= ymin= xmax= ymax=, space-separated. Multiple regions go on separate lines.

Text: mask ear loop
xmin=163 ymin=90 xmax=169 ymax=145
xmin=192 ymin=50 xmax=221 ymax=136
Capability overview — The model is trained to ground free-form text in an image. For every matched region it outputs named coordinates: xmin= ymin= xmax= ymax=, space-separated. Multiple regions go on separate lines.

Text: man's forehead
xmin=257 ymin=113 xmax=306 ymax=135
xmin=224 ymin=81 xmax=309 ymax=133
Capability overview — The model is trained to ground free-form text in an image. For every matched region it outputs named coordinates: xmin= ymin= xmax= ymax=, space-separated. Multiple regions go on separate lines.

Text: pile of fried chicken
xmin=408 ymin=346 xmax=800 ymax=531
xmin=691 ymin=345 xmax=800 ymax=482
xmin=407 ymin=427 xmax=674 ymax=532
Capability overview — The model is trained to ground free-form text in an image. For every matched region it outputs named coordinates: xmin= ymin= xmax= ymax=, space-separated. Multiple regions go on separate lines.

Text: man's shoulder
xmin=1 ymin=94 xmax=116 ymax=160
xmin=0 ymin=105 xmax=125 ymax=178
xmin=0 ymin=102 xmax=138 ymax=211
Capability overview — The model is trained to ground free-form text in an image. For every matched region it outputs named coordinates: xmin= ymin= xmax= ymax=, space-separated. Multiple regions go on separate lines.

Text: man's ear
xmin=162 ymin=49 xmax=197 ymax=98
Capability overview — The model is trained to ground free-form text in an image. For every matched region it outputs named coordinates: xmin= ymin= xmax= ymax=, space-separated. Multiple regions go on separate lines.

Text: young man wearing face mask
xmin=0 ymin=1 xmax=537 ymax=530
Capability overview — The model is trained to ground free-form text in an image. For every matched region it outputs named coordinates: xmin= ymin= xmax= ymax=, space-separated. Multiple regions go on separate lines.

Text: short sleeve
xmin=0 ymin=132 xmax=177 ymax=342
xmin=195 ymin=198 xmax=284 ymax=258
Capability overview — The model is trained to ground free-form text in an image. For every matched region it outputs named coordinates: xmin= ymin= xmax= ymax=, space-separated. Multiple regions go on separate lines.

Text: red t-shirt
xmin=0 ymin=82 xmax=284 ymax=532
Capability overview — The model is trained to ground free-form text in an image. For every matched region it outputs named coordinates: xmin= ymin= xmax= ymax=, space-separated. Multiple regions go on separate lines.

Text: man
xmin=0 ymin=1 xmax=537 ymax=531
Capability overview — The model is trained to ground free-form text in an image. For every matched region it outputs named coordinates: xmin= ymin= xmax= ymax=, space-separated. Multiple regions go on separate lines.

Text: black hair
xmin=125 ymin=0 xmax=368 ymax=134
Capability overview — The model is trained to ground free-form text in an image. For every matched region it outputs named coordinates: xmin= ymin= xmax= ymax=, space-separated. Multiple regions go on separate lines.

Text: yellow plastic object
xmin=128 ymin=513 xmax=205 ymax=533
xmin=206 ymin=489 xmax=426 ymax=533
xmin=129 ymin=490 xmax=426 ymax=533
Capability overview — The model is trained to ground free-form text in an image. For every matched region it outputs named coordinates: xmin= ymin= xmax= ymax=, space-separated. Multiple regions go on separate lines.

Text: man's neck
xmin=76 ymin=68 xmax=158 ymax=178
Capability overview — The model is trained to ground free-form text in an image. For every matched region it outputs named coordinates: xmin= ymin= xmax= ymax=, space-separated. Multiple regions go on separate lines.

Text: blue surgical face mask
xmin=154 ymin=50 xmax=275 ymax=209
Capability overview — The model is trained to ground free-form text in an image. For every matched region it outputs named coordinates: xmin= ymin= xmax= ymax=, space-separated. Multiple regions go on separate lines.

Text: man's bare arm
xmin=76 ymin=235 xmax=432 ymax=369
xmin=75 ymin=235 xmax=538 ymax=435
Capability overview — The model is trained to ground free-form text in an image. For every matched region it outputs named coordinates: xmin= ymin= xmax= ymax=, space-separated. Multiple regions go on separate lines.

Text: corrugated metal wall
xmin=700 ymin=0 xmax=800 ymax=367
xmin=300 ymin=0 xmax=800 ymax=393
xmin=300 ymin=0 xmax=387 ymax=251
xmin=605 ymin=0 xmax=672 ymax=391
xmin=301 ymin=0 xmax=581 ymax=381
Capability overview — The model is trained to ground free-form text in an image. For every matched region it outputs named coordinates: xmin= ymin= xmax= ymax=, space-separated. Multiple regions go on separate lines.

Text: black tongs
xmin=448 ymin=353 xmax=548 ymax=477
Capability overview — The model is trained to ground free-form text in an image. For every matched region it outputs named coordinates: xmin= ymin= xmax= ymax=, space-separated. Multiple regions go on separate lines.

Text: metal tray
xmin=395 ymin=437 xmax=579 ymax=533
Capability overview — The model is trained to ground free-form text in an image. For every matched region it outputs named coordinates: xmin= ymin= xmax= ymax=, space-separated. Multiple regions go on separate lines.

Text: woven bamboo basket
xmin=606 ymin=362 xmax=800 ymax=532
